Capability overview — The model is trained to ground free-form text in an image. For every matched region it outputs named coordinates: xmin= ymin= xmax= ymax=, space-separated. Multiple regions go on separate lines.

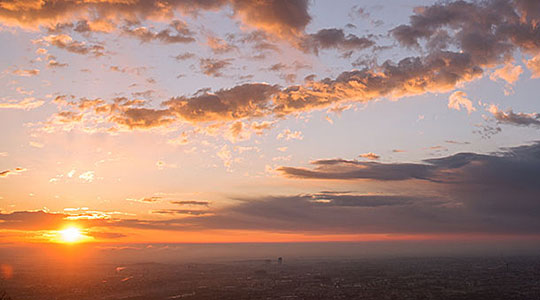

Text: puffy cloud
xmin=164 ymin=83 xmax=280 ymax=122
xmin=526 ymin=54 xmax=540 ymax=78
xmin=110 ymin=108 xmax=175 ymax=129
xmin=28 ymin=0 xmax=540 ymax=133
xmin=359 ymin=152 xmax=380 ymax=160
xmin=276 ymin=129 xmax=303 ymax=141
xmin=0 ymin=0 xmax=311 ymax=39
xmin=490 ymin=62 xmax=523 ymax=84
xmin=250 ymin=120 xmax=276 ymax=135
xmin=231 ymin=0 xmax=311 ymax=38
xmin=273 ymin=50 xmax=485 ymax=116
xmin=488 ymin=105 xmax=540 ymax=127
xmin=448 ymin=91 xmax=476 ymax=114
xmin=38 ymin=34 xmax=105 ymax=56
xmin=122 ymin=20 xmax=195 ymax=44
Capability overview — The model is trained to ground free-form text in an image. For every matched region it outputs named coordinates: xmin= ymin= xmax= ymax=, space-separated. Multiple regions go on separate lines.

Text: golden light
xmin=58 ymin=227 xmax=85 ymax=243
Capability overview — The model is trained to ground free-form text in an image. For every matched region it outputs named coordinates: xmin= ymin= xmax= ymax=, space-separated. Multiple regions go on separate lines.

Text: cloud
xmin=488 ymin=105 xmax=540 ymax=127
xmin=224 ymin=121 xmax=251 ymax=143
xmin=490 ymin=62 xmax=523 ymax=84
xmin=47 ymin=59 xmax=68 ymax=68
xmin=231 ymin=0 xmax=311 ymax=38
xmin=0 ymin=97 xmax=44 ymax=110
xmin=78 ymin=171 xmax=94 ymax=183
xmin=206 ymin=36 xmax=237 ymax=54
xmin=12 ymin=69 xmax=39 ymax=77
xmin=27 ymin=0 xmax=540 ymax=133
xmin=278 ymin=159 xmax=434 ymax=181
xmin=127 ymin=196 xmax=162 ymax=204
xmin=38 ymin=34 xmax=105 ymax=56
xmin=0 ymin=0 xmax=312 ymax=39
xmin=171 ymin=201 xmax=210 ymax=206
xmin=278 ymin=142 xmax=540 ymax=188
xmin=0 ymin=167 xmax=26 ymax=178
xmin=276 ymin=129 xmax=303 ymax=141
xmin=199 ymin=58 xmax=232 ymax=77
xmin=156 ymin=160 xmax=178 ymax=169
xmin=164 ymin=83 xmax=280 ymax=123
xmin=300 ymin=28 xmax=375 ymax=54
xmin=174 ymin=52 xmax=195 ymax=61
xmin=448 ymin=91 xmax=476 ymax=114
xmin=526 ymin=54 xmax=540 ymax=78
xmin=217 ymin=145 xmax=233 ymax=168
xmin=5 ymin=143 xmax=540 ymax=236
xmin=110 ymin=108 xmax=175 ymax=129
xmin=359 ymin=152 xmax=380 ymax=160
xmin=122 ymin=20 xmax=195 ymax=44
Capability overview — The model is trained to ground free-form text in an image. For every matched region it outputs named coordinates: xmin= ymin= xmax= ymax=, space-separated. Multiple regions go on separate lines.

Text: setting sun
xmin=58 ymin=227 xmax=84 ymax=243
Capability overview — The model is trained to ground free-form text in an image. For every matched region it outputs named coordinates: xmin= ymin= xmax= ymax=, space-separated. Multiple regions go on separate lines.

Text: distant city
xmin=2 ymin=256 xmax=540 ymax=299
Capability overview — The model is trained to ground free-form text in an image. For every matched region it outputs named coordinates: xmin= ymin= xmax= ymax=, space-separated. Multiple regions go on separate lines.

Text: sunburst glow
xmin=58 ymin=227 xmax=84 ymax=243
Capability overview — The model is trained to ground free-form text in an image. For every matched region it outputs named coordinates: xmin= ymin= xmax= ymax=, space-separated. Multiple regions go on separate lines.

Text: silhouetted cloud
xmin=300 ymin=28 xmax=375 ymax=54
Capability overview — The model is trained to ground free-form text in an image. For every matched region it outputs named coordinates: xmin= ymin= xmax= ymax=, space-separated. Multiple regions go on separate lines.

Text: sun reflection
xmin=58 ymin=226 xmax=85 ymax=243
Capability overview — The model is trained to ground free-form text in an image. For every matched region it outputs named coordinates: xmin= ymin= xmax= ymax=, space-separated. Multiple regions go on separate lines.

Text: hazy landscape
xmin=3 ymin=254 xmax=540 ymax=299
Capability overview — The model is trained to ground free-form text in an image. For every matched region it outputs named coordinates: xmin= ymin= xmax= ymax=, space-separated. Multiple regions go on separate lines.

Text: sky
xmin=1 ymin=0 xmax=540 ymax=246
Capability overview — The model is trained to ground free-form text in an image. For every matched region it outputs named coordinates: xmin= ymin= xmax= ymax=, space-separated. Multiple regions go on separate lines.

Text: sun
xmin=58 ymin=227 xmax=85 ymax=243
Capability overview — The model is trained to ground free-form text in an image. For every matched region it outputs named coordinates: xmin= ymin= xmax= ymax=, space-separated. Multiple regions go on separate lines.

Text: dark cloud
xmin=199 ymin=58 xmax=232 ymax=77
xmin=278 ymin=142 xmax=540 ymax=188
xmin=0 ymin=0 xmax=311 ymax=39
xmin=110 ymin=107 xmax=174 ymax=129
xmin=489 ymin=105 xmax=540 ymax=127
xmin=164 ymin=83 xmax=280 ymax=122
xmin=300 ymin=28 xmax=375 ymax=54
